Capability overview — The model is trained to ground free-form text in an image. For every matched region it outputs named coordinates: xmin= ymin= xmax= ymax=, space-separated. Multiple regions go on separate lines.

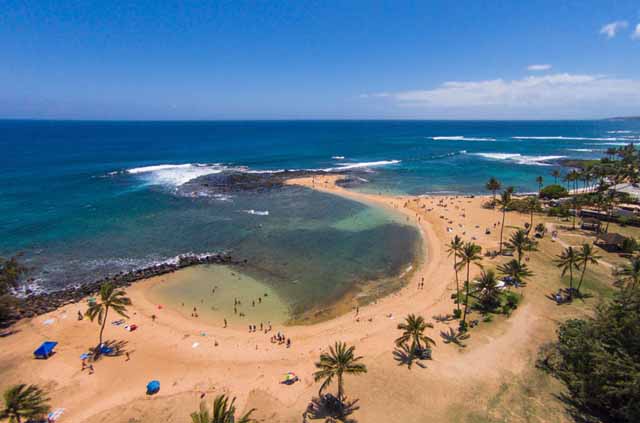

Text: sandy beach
xmin=0 ymin=175 xmax=609 ymax=422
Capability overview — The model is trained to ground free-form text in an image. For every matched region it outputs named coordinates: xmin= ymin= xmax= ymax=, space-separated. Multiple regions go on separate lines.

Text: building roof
xmin=597 ymin=232 xmax=627 ymax=246
xmin=611 ymin=183 xmax=640 ymax=200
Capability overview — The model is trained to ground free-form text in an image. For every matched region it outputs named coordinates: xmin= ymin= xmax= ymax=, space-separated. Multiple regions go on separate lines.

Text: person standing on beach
xmin=223 ymin=318 xmax=227 ymax=328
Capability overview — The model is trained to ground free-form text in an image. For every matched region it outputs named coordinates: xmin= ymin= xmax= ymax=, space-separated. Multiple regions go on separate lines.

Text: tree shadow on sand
xmin=303 ymin=394 xmax=359 ymax=423
xmin=440 ymin=327 xmax=469 ymax=348
xmin=89 ymin=339 xmax=129 ymax=361
xmin=392 ymin=343 xmax=427 ymax=369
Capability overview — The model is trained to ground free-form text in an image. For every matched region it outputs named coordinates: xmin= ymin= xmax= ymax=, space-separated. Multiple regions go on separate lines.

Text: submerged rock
xmin=177 ymin=169 xmax=349 ymax=196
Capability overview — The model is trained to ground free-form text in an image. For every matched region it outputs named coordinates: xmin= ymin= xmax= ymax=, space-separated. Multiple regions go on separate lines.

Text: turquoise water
xmin=1 ymin=120 xmax=639 ymax=309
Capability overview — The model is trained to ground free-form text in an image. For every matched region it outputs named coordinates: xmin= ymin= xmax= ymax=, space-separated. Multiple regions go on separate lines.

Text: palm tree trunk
xmin=530 ymin=208 xmax=534 ymax=229
xmin=99 ymin=306 xmax=110 ymax=347
xmin=569 ymin=266 xmax=574 ymax=300
xmin=453 ymin=256 xmax=460 ymax=313
xmin=576 ymin=263 xmax=587 ymax=294
xmin=499 ymin=208 xmax=506 ymax=253
xmin=462 ymin=263 xmax=471 ymax=324
xmin=337 ymin=373 xmax=344 ymax=400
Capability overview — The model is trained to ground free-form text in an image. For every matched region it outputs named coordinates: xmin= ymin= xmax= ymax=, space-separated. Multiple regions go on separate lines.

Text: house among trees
xmin=595 ymin=232 xmax=627 ymax=251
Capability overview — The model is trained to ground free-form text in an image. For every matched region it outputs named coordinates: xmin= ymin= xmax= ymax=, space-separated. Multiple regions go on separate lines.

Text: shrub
xmin=621 ymin=237 xmax=639 ymax=254
xmin=501 ymin=291 xmax=521 ymax=316
xmin=538 ymin=286 xmax=640 ymax=422
xmin=540 ymin=184 xmax=568 ymax=199
xmin=547 ymin=206 xmax=571 ymax=217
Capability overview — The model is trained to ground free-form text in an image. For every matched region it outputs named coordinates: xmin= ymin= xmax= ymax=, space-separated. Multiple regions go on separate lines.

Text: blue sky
xmin=2 ymin=0 xmax=640 ymax=119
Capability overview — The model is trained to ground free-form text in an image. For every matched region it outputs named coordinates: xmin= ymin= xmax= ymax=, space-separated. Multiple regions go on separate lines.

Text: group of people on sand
xmin=248 ymin=321 xmax=273 ymax=333
xmin=271 ymin=332 xmax=291 ymax=348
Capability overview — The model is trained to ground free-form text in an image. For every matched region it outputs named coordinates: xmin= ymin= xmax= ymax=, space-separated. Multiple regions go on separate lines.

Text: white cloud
xmin=632 ymin=23 xmax=640 ymax=40
xmin=527 ymin=64 xmax=552 ymax=71
xmin=600 ymin=21 xmax=628 ymax=38
xmin=361 ymin=73 xmax=640 ymax=117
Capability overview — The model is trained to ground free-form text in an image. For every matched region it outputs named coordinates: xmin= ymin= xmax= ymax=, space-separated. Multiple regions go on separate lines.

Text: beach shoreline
xmin=0 ymin=175 xmax=577 ymax=422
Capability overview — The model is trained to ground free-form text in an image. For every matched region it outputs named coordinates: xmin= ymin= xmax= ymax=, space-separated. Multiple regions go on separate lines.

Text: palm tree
xmin=575 ymin=244 xmax=601 ymax=295
xmin=485 ymin=177 xmax=501 ymax=204
xmin=555 ymin=246 xmax=580 ymax=300
xmin=313 ymin=341 xmax=367 ymax=401
xmin=85 ymin=282 xmax=131 ymax=348
xmin=526 ymin=196 xmax=540 ymax=230
xmin=446 ymin=235 xmax=464 ymax=314
xmin=456 ymin=242 xmax=483 ymax=330
xmin=1 ymin=384 xmax=50 ymax=423
xmin=191 ymin=394 xmax=255 ymax=423
xmin=474 ymin=269 xmax=501 ymax=312
xmin=395 ymin=314 xmax=436 ymax=354
xmin=615 ymin=256 xmax=640 ymax=290
xmin=535 ymin=175 xmax=543 ymax=193
xmin=505 ymin=229 xmax=537 ymax=264
xmin=496 ymin=189 xmax=513 ymax=254
xmin=497 ymin=259 xmax=534 ymax=287
xmin=551 ymin=169 xmax=561 ymax=184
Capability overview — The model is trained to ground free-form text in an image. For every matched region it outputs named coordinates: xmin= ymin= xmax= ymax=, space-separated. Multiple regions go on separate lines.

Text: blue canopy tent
xmin=34 ymin=341 xmax=58 ymax=359
xmin=146 ymin=380 xmax=160 ymax=395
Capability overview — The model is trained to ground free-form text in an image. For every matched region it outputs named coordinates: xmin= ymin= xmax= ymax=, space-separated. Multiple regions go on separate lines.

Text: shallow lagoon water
xmin=147 ymin=265 xmax=290 ymax=326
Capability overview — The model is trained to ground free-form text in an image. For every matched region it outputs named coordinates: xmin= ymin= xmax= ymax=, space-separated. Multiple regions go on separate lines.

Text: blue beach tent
xmin=146 ymin=380 xmax=160 ymax=395
xmin=33 ymin=341 xmax=58 ymax=359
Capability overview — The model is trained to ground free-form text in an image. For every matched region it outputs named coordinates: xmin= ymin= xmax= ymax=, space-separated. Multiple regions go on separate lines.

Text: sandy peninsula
xmin=0 ymin=174 xmax=613 ymax=422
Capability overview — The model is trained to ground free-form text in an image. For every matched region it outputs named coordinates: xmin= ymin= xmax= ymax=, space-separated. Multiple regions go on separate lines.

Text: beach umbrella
xmin=146 ymin=380 xmax=160 ymax=395
xmin=282 ymin=372 xmax=298 ymax=384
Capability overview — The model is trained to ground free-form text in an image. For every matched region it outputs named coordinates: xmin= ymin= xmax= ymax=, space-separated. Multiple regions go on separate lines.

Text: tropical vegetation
xmin=190 ymin=394 xmax=255 ymax=423
xmin=85 ymin=282 xmax=131 ymax=348
xmin=1 ymin=384 xmax=50 ymax=423
xmin=313 ymin=341 xmax=367 ymax=401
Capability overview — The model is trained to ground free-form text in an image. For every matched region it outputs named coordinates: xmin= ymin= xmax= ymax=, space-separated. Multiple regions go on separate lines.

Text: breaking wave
xmin=512 ymin=136 xmax=634 ymax=141
xmin=242 ymin=209 xmax=269 ymax=216
xmin=430 ymin=136 xmax=496 ymax=141
xmin=326 ymin=160 xmax=401 ymax=171
xmin=472 ymin=153 xmax=565 ymax=166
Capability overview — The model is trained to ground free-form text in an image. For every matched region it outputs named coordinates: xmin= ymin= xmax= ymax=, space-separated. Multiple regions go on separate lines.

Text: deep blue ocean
xmin=1 ymin=120 xmax=639 ymax=312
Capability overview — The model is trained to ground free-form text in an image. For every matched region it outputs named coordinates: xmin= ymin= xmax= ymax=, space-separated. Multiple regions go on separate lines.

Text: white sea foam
xmin=126 ymin=163 xmax=228 ymax=186
xmin=588 ymin=142 xmax=638 ymax=146
xmin=608 ymin=130 xmax=633 ymax=134
xmin=332 ymin=156 xmax=346 ymax=160
xmin=430 ymin=136 xmax=496 ymax=141
xmin=243 ymin=209 xmax=269 ymax=216
xmin=473 ymin=153 xmax=565 ymax=166
xmin=567 ymin=148 xmax=597 ymax=152
xmin=512 ymin=136 xmax=628 ymax=141
xmin=327 ymin=160 xmax=401 ymax=171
